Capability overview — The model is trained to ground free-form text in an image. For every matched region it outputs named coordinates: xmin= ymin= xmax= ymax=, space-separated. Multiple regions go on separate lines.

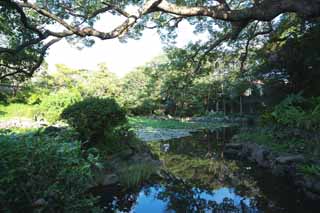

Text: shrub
xmin=61 ymin=97 xmax=127 ymax=146
xmin=40 ymin=89 xmax=82 ymax=123
xmin=0 ymin=92 xmax=8 ymax=104
xmin=268 ymin=94 xmax=320 ymax=131
xmin=0 ymin=131 xmax=102 ymax=212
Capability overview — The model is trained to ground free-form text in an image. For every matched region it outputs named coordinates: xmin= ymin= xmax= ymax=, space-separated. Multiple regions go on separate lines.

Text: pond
xmin=98 ymin=127 xmax=318 ymax=213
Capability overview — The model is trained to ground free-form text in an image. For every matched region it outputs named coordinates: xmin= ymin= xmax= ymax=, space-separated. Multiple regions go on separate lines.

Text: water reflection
xmin=101 ymin=183 xmax=259 ymax=213
xmin=98 ymin=127 xmax=318 ymax=213
xmin=162 ymin=127 xmax=238 ymax=158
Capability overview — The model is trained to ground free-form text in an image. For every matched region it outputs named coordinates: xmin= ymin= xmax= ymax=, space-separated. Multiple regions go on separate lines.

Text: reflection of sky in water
xmin=198 ymin=187 xmax=251 ymax=206
xmin=129 ymin=186 xmax=253 ymax=213
xmin=131 ymin=187 xmax=167 ymax=213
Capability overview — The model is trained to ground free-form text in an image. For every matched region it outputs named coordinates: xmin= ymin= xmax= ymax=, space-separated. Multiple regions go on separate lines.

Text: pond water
xmin=98 ymin=127 xmax=318 ymax=213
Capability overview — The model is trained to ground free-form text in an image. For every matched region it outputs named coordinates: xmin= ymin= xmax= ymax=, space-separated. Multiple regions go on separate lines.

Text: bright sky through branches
xmin=46 ymin=13 xmax=208 ymax=77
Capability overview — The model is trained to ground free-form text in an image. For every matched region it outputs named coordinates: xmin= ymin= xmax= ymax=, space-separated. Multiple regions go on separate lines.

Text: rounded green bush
xmin=61 ymin=97 xmax=127 ymax=146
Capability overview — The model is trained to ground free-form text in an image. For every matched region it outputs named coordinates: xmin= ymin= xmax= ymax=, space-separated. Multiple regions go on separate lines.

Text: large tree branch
xmin=190 ymin=20 xmax=249 ymax=74
xmin=239 ymin=21 xmax=273 ymax=73
xmin=2 ymin=0 xmax=320 ymax=80
xmin=155 ymin=0 xmax=320 ymax=21
xmin=16 ymin=0 xmax=163 ymax=39
xmin=0 ymin=38 xmax=61 ymax=80
xmin=2 ymin=0 xmax=44 ymax=37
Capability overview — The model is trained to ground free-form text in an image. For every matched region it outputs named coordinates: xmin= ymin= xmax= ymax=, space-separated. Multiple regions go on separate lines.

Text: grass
xmin=118 ymin=162 xmax=158 ymax=188
xmin=0 ymin=103 xmax=38 ymax=121
xmin=129 ymin=116 xmax=232 ymax=130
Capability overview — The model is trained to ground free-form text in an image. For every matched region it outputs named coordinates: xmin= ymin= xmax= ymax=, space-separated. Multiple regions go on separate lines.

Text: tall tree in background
xmin=1 ymin=0 xmax=320 ymax=80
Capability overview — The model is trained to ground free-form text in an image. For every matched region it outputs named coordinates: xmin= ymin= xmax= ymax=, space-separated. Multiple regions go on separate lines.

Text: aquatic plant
xmin=118 ymin=162 xmax=158 ymax=188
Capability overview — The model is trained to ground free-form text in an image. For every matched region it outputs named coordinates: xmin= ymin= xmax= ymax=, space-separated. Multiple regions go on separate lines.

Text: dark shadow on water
xmin=161 ymin=127 xmax=239 ymax=158
xmin=97 ymin=127 xmax=319 ymax=213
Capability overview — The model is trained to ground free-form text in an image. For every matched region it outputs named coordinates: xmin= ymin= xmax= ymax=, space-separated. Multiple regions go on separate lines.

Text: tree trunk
xmin=216 ymin=101 xmax=219 ymax=112
xmin=223 ymin=98 xmax=226 ymax=116
xmin=240 ymin=96 xmax=243 ymax=115
xmin=230 ymin=102 xmax=234 ymax=114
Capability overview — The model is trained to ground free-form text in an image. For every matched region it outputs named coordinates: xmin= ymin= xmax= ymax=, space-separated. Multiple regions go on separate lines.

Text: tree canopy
xmin=1 ymin=0 xmax=320 ymax=80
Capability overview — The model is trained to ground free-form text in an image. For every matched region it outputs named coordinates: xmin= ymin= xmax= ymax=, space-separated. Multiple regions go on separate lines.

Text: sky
xmin=46 ymin=13 xmax=208 ymax=77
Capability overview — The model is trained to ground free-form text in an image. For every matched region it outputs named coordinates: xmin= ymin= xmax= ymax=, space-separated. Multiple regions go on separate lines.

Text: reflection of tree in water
xmin=162 ymin=127 xmax=237 ymax=158
xmin=98 ymin=185 xmax=140 ymax=212
xmin=99 ymin=127 xmax=317 ymax=213
xmin=156 ymin=134 xmax=260 ymax=195
xmin=99 ymin=179 xmax=259 ymax=213
xmin=155 ymin=180 xmax=259 ymax=213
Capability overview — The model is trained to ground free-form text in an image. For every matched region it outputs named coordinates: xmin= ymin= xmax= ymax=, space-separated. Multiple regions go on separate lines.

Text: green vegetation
xmin=261 ymin=94 xmax=320 ymax=131
xmin=129 ymin=116 xmax=231 ymax=130
xmin=1 ymin=1 xmax=320 ymax=210
xmin=298 ymin=164 xmax=320 ymax=177
xmin=0 ymin=104 xmax=38 ymax=120
xmin=232 ymin=94 xmax=320 ymax=171
xmin=0 ymin=129 xmax=102 ymax=212
xmin=148 ymin=140 xmax=251 ymax=190
xmin=234 ymin=130 xmax=306 ymax=153
xmin=118 ymin=162 xmax=158 ymax=188
xmin=40 ymin=89 xmax=82 ymax=123
xmin=61 ymin=97 xmax=127 ymax=146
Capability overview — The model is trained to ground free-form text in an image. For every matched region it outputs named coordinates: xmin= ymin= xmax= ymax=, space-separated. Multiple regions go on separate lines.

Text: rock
xmin=32 ymin=198 xmax=47 ymax=207
xmin=102 ymin=174 xmax=119 ymax=186
xmin=224 ymin=143 xmax=250 ymax=159
xmin=275 ymin=155 xmax=305 ymax=164
xmin=251 ymin=147 xmax=271 ymax=167
xmin=118 ymin=149 xmax=134 ymax=159
xmin=0 ymin=118 xmax=48 ymax=129
xmin=313 ymin=181 xmax=320 ymax=193
xmin=130 ymin=152 xmax=161 ymax=167
xmin=304 ymin=190 xmax=320 ymax=201
xmin=223 ymin=149 xmax=241 ymax=158
xmin=227 ymin=140 xmax=319 ymax=201
xmin=239 ymin=144 xmax=271 ymax=168
xmin=161 ymin=143 xmax=170 ymax=152
xmin=225 ymin=143 xmax=272 ymax=167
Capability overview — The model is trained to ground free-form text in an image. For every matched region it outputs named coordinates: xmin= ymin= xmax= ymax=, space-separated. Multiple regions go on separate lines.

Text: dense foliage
xmin=0 ymin=130 xmax=102 ymax=212
xmin=40 ymin=89 xmax=82 ymax=123
xmin=61 ymin=97 xmax=127 ymax=146
xmin=2 ymin=0 xmax=320 ymax=82
xmin=0 ymin=2 xmax=320 ymax=211
xmin=2 ymin=15 xmax=320 ymax=118
xmin=261 ymin=94 xmax=320 ymax=131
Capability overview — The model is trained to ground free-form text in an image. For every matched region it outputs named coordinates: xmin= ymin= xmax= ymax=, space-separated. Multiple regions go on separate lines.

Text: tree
xmin=256 ymin=17 xmax=320 ymax=97
xmin=1 ymin=0 xmax=320 ymax=80
xmin=120 ymin=66 xmax=158 ymax=115
xmin=83 ymin=63 xmax=120 ymax=98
